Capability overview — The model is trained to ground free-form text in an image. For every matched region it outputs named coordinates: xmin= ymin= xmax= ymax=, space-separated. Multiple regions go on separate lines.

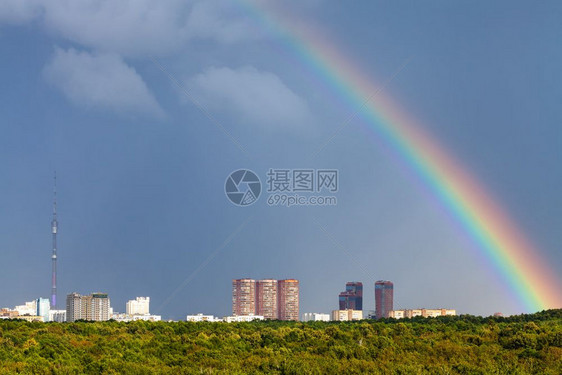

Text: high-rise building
xmin=126 ymin=297 xmax=150 ymax=315
xmin=36 ymin=298 xmax=50 ymax=322
xmin=278 ymin=279 xmax=299 ymax=321
xmin=338 ymin=281 xmax=363 ymax=310
xmin=66 ymin=292 xmax=111 ymax=322
xmin=232 ymin=279 xmax=256 ymax=316
xmin=375 ymin=280 xmax=393 ymax=319
xmin=232 ymin=278 xmax=300 ymax=321
xmin=66 ymin=292 xmax=82 ymax=322
xmin=256 ymin=279 xmax=278 ymax=319
xmin=89 ymin=293 xmax=110 ymax=321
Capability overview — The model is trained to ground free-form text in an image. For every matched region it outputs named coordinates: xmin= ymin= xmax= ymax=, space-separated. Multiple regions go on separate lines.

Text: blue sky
xmin=0 ymin=1 xmax=560 ymax=319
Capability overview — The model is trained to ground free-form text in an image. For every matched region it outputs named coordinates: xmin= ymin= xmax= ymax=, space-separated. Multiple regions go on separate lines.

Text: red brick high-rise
xmin=375 ymin=280 xmax=393 ymax=319
xmin=232 ymin=279 xmax=299 ymax=321
xmin=278 ymin=279 xmax=299 ymax=321
xmin=232 ymin=279 xmax=256 ymax=316
xmin=256 ymin=279 xmax=278 ymax=319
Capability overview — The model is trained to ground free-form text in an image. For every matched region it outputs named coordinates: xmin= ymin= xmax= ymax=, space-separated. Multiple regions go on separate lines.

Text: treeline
xmin=0 ymin=310 xmax=561 ymax=374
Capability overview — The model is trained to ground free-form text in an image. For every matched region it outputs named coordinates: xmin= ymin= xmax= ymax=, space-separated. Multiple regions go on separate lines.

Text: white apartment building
xmin=223 ymin=314 xmax=264 ymax=323
xmin=14 ymin=301 xmax=37 ymax=316
xmin=49 ymin=310 xmax=66 ymax=322
xmin=126 ymin=297 xmax=150 ymax=315
xmin=302 ymin=313 xmax=330 ymax=322
xmin=112 ymin=312 xmax=161 ymax=322
xmin=186 ymin=313 xmax=221 ymax=322
xmin=132 ymin=314 xmax=161 ymax=321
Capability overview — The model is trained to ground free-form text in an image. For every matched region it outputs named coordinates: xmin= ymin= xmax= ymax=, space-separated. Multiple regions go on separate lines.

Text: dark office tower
xmin=338 ymin=281 xmax=363 ymax=310
xmin=375 ymin=280 xmax=393 ymax=319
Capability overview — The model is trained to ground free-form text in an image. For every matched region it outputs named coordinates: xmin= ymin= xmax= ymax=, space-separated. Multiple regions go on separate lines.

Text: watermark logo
xmin=225 ymin=169 xmax=261 ymax=206
xmin=266 ymin=169 xmax=338 ymax=193
xmin=225 ymin=168 xmax=338 ymax=207
xmin=266 ymin=169 xmax=338 ymax=207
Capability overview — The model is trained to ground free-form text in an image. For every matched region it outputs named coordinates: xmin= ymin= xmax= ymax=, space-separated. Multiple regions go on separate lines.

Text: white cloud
xmin=0 ymin=0 xmax=42 ymax=24
xmin=190 ymin=66 xmax=314 ymax=130
xmin=43 ymin=48 xmax=164 ymax=118
xmin=1 ymin=1 xmax=317 ymax=121
xmin=40 ymin=0 xmax=190 ymax=56
xmin=0 ymin=0 xmax=262 ymax=56
xmin=184 ymin=1 xmax=263 ymax=44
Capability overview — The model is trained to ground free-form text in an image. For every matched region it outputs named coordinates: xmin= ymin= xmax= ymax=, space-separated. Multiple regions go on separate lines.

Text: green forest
xmin=0 ymin=310 xmax=561 ymax=374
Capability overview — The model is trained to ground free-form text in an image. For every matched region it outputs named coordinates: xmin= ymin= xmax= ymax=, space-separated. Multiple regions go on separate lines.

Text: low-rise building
xmin=331 ymin=309 xmax=363 ymax=321
xmin=0 ymin=308 xmax=19 ymax=319
xmin=49 ymin=310 xmax=66 ymax=322
xmin=186 ymin=313 xmax=221 ymax=322
xmin=111 ymin=312 xmax=162 ymax=322
xmin=14 ymin=301 xmax=37 ymax=316
xmin=302 ymin=313 xmax=330 ymax=322
xmin=132 ymin=314 xmax=161 ymax=322
xmin=223 ymin=314 xmax=264 ymax=323
xmin=389 ymin=309 xmax=456 ymax=319
xmin=16 ymin=315 xmax=44 ymax=322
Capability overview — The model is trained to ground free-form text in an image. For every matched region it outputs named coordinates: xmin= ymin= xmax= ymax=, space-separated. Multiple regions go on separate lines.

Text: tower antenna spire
xmin=51 ymin=171 xmax=58 ymax=308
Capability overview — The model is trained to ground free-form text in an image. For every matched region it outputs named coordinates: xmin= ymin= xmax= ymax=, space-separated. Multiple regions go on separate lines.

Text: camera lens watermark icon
xmin=225 ymin=169 xmax=261 ymax=206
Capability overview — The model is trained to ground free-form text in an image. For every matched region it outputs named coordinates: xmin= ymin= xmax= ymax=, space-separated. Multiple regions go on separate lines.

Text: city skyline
xmin=2 ymin=174 xmax=527 ymax=320
xmin=0 ymin=186 xmax=546 ymax=321
xmin=0 ymin=1 xmax=561 ymax=320
xmin=3 ymin=274 xmax=468 ymax=323
xmin=0 ymin=180 xmax=534 ymax=323
xmin=5 ymin=172 xmax=401 ymax=320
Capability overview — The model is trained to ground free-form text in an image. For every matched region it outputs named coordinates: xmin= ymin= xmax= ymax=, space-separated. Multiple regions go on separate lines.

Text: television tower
xmin=51 ymin=172 xmax=58 ymax=308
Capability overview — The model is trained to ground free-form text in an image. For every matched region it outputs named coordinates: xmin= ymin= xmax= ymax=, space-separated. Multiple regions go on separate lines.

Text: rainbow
xmin=240 ymin=1 xmax=561 ymax=312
